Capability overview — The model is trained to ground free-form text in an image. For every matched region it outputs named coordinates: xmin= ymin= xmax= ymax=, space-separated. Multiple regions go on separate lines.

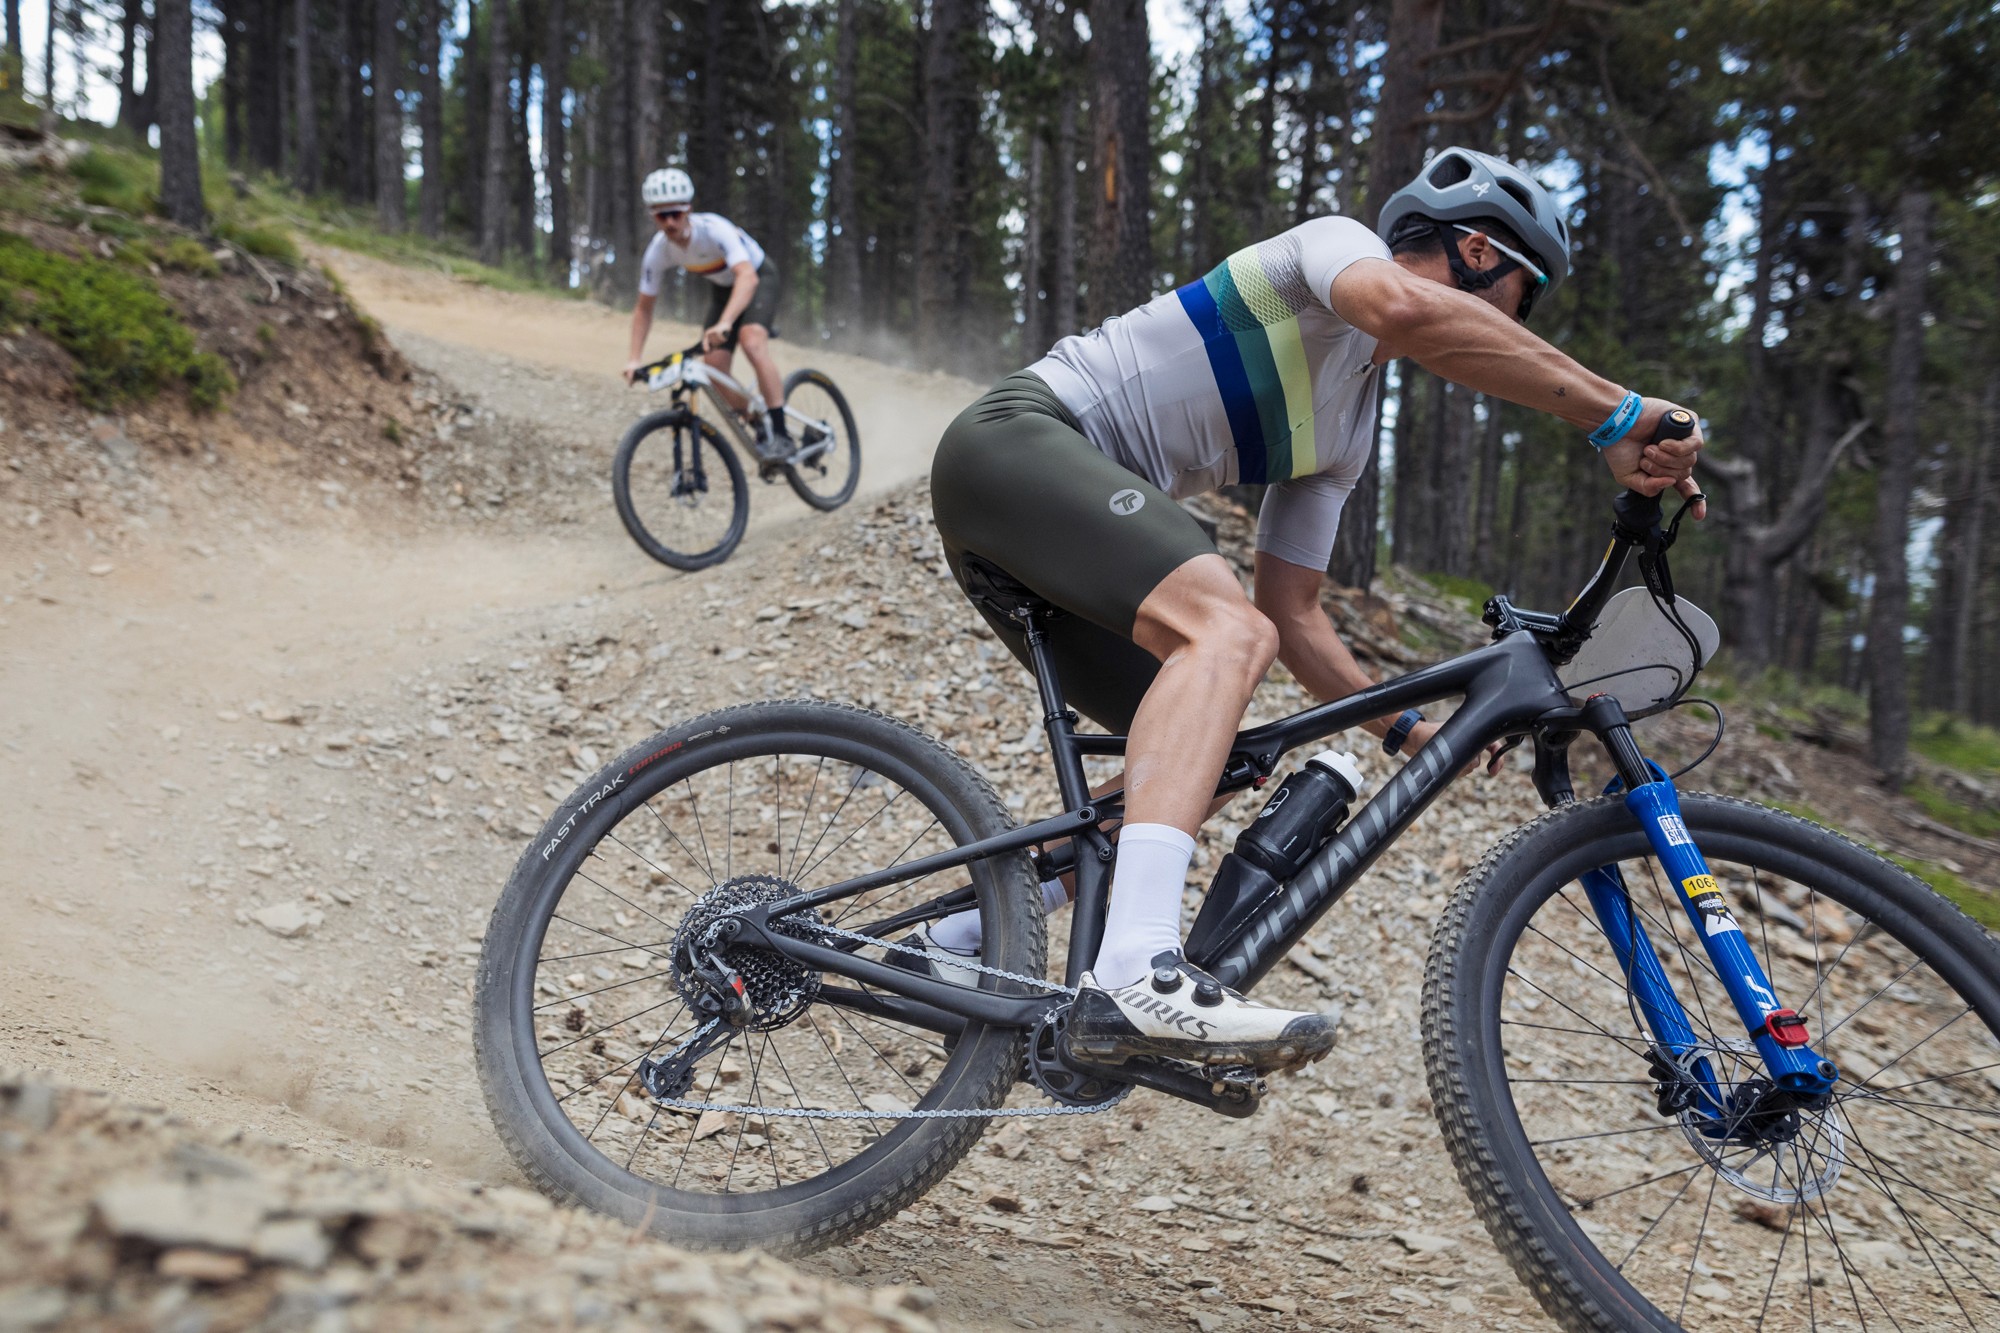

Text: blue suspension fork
xmin=1569 ymin=698 xmax=1840 ymax=1116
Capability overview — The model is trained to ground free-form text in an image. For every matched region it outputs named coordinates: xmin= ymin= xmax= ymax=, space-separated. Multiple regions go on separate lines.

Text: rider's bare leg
xmin=736 ymin=324 xmax=787 ymax=434
xmin=701 ymin=347 xmax=748 ymax=414
xmin=1090 ymin=554 xmax=1276 ymax=988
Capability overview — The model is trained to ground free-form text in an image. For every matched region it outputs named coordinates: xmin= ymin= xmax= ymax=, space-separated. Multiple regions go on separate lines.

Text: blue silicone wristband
xmin=1588 ymin=391 xmax=1644 ymax=450
xmin=1383 ymin=709 xmax=1423 ymax=756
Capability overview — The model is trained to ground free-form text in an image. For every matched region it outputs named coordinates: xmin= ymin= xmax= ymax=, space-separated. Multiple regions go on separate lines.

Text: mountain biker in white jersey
xmin=918 ymin=148 xmax=1707 ymax=1074
xmin=623 ymin=167 xmax=792 ymax=454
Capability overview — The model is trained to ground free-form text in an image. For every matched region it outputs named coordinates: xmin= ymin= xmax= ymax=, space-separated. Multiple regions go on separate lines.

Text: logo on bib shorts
xmin=1109 ymin=488 xmax=1146 ymax=516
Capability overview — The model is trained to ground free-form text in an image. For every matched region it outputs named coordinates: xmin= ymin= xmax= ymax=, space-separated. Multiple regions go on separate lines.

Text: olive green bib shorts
xmin=930 ymin=371 xmax=1220 ymax=733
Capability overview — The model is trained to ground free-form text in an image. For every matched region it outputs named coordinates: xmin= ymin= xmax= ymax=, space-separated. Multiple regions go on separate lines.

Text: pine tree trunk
xmin=1472 ymin=395 xmax=1505 ymax=560
xmin=541 ymin=0 xmax=568 ymax=279
xmin=344 ymin=0 xmax=370 ymax=201
xmin=1086 ymin=0 xmax=1151 ymax=323
xmin=462 ymin=1 xmax=484 ymax=234
xmin=916 ymin=0 xmax=967 ymax=354
xmin=117 ymin=0 xmax=140 ymax=130
xmin=222 ymin=3 xmax=244 ymax=166
xmin=630 ymin=0 xmax=659 ymax=277
xmin=1051 ymin=46 xmax=1079 ymax=339
xmin=5 ymin=0 xmax=22 ymax=81
xmin=477 ymin=0 xmax=511 ymax=264
xmin=511 ymin=32 xmax=533 ymax=260
xmin=1867 ymin=189 xmax=1931 ymax=786
xmin=1339 ymin=0 xmax=1440 ymax=590
xmin=696 ymin=0 xmax=724 ymax=195
xmin=417 ymin=0 xmax=441 ymax=235
xmin=250 ymin=0 xmax=284 ymax=171
xmin=1949 ymin=375 xmax=1994 ymax=716
xmin=374 ymin=0 xmax=404 ymax=229
xmin=156 ymin=0 xmax=204 ymax=228
xmin=292 ymin=0 xmax=318 ymax=192
xmin=827 ymin=0 xmax=861 ymax=342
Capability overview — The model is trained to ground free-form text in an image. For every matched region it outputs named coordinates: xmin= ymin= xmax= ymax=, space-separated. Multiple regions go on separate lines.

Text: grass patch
xmin=1424 ymin=572 xmax=1497 ymax=615
xmin=1890 ymin=855 xmax=2000 ymax=931
xmin=69 ymin=146 xmax=157 ymax=217
xmin=0 ymin=231 xmax=235 ymax=410
xmin=1912 ymin=713 xmax=2000 ymax=778
xmin=212 ymin=218 xmax=301 ymax=265
xmin=1907 ymin=779 xmax=2000 ymax=840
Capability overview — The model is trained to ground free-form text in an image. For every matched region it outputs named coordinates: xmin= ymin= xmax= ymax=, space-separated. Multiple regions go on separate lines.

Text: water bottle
xmin=1183 ymin=751 xmax=1365 ymax=961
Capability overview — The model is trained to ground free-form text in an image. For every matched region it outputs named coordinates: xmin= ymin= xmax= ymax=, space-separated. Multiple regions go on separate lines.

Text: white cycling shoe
xmin=1066 ymin=952 xmax=1339 ymax=1075
xmin=885 ymin=924 xmax=981 ymax=983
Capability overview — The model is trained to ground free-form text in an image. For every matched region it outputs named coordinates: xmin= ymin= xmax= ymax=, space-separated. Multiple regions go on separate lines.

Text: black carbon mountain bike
xmin=479 ymin=416 xmax=2000 ymax=1331
xmin=613 ymin=344 xmax=860 ymax=571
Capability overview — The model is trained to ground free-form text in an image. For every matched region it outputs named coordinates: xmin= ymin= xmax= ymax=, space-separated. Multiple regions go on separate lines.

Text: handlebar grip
xmin=1614 ymin=408 xmax=1698 ymax=529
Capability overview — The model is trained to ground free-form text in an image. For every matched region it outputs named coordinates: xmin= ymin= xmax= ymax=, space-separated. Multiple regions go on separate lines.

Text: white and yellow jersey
xmin=638 ymin=213 xmax=767 ymax=294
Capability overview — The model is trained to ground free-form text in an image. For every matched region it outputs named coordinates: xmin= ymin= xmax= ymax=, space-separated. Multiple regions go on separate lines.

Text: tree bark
xmin=117 ymin=0 xmax=140 ymax=130
xmin=291 ymin=0 xmax=319 ymax=192
xmin=416 ymin=0 xmax=441 ymax=235
xmin=343 ymin=0 xmax=370 ymax=201
xmin=478 ymin=0 xmax=511 ymax=264
xmin=461 ymin=0 xmax=484 ymax=234
xmin=1867 ymin=189 xmax=1931 ymax=785
xmin=631 ymin=0 xmax=660 ymax=275
xmin=156 ymin=0 xmax=204 ymax=228
xmin=1472 ymin=395 xmax=1505 ymax=557
xmin=827 ymin=0 xmax=861 ymax=342
xmin=374 ymin=0 xmax=404 ymax=229
xmin=1086 ymin=0 xmax=1151 ymax=323
xmin=915 ymin=0 xmax=969 ymax=354
xmin=1050 ymin=20 xmax=1079 ymax=339
xmin=249 ymin=0 xmax=284 ymax=172
xmin=5 ymin=0 xmax=22 ymax=82
xmin=541 ymin=0 xmax=568 ymax=279
xmin=1336 ymin=0 xmax=1440 ymax=590
xmin=696 ymin=0 xmax=725 ymax=195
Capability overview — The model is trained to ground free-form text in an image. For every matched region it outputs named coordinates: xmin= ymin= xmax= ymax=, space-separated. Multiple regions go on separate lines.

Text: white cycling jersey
xmin=638 ymin=214 xmax=767 ymax=296
xmin=1028 ymin=216 xmax=1391 ymax=570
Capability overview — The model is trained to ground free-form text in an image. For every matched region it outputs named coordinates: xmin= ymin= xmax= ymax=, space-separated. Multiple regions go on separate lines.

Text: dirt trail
xmin=320 ymin=248 xmax=983 ymax=533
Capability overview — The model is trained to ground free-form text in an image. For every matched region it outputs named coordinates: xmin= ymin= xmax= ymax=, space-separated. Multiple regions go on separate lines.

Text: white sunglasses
xmin=1453 ymin=224 xmax=1549 ymax=288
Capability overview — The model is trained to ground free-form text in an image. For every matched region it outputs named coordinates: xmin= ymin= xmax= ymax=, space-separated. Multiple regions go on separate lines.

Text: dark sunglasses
xmin=652 ymin=207 xmax=690 ymax=221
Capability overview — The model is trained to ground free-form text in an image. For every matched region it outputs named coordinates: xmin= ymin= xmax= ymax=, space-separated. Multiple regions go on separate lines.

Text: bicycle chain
xmin=638 ymin=916 xmax=1120 ymax=1120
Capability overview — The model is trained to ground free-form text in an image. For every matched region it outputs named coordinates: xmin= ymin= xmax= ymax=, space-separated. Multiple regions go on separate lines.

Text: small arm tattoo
xmin=1554 ymin=386 xmax=1567 ymax=397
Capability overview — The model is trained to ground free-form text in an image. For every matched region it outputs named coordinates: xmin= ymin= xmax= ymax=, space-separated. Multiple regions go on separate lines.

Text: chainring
xmin=669 ymin=874 xmax=828 ymax=1033
xmin=1024 ymin=1004 xmax=1131 ymax=1109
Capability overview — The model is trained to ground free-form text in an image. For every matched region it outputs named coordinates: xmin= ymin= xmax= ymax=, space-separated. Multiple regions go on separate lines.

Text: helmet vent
xmin=1427 ymin=156 xmax=1473 ymax=188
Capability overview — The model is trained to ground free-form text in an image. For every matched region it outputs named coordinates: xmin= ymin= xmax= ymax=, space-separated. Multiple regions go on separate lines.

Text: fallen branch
xmin=223 ymin=239 xmax=283 ymax=303
xmin=1894 ymin=810 xmax=2000 ymax=857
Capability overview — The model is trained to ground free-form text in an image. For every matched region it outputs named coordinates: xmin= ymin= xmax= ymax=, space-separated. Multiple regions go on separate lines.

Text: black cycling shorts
xmin=703 ymin=260 xmax=781 ymax=351
xmin=931 ymin=371 xmax=1218 ymax=733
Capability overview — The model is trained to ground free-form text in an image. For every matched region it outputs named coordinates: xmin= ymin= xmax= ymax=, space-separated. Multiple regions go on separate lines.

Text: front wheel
xmin=474 ymin=700 xmax=1045 ymax=1255
xmin=1426 ymin=792 xmax=2000 ymax=1332
xmin=612 ymin=409 xmax=748 ymax=571
xmin=779 ymin=369 xmax=860 ymax=511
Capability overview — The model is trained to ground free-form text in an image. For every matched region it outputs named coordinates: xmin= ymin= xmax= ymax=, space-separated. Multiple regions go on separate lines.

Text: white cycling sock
xmin=927 ymin=879 xmax=1070 ymax=956
xmin=1089 ymin=823 xmax=1195 ymax=989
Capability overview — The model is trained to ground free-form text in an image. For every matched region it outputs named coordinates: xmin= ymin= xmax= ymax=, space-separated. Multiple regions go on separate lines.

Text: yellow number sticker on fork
xmin=1681 ymin=874 xmax=1720 ymax=900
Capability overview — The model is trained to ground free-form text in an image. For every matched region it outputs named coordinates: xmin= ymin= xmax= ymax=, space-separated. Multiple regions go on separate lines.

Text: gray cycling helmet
xmin=1376 ymin=147 xmax=1571 ymax=301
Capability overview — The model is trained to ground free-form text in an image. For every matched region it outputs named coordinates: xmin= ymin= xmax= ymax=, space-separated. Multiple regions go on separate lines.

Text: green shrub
xmin=0 ymin=231 xmax=235 ymax=411
xmin=151 ymin=236 xmax=222 ymax=277
xmin=1907 ymin=779 xmax=2000 ymax=840
xmin=1913 ymin=713 xmax=2000 ymax=778
xmin=213 ymin=219 xmax=301 ymax=265
xmin=1891 ymin=855 xmax=2000 ymax=932
xmin=70 ymin=148 xmax=156 ymax=216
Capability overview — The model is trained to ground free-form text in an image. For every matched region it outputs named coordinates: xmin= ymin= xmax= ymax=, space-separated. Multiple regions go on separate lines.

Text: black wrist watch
xmin=1383 ymin=709 xmax=1423 ymax=756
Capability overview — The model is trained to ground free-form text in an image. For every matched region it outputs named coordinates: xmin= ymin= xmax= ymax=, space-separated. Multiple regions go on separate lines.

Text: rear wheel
xmin=612 ymin=408 xmax=748 ymax=571
xmin=1426 ymin=793 xmax=2000 ymax=1331
xmin=474 ymin=700 xmax=1045 ymax=1254
xmin=780 ymin=369 xmax=860 ymax=511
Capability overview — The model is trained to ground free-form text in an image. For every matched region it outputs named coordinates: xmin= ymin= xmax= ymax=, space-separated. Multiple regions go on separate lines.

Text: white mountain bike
xmin=614 ymin=343 xmax=861 ymax=571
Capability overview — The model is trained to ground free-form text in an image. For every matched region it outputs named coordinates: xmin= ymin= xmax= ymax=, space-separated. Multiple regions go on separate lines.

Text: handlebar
xmin=1484 ymin=407 xmax=1700 ymax=662
xmin=633 ymin=343 xmax=712 ymax=385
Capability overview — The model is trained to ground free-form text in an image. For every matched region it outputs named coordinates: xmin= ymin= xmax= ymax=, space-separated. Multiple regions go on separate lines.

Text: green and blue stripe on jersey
xmin=1174 ymin=241 xmax=1318 ymax=485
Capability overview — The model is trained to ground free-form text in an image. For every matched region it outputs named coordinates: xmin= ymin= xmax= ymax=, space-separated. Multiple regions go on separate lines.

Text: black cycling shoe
xmin=1066 ymin=951 xmax=1338 ymax=1074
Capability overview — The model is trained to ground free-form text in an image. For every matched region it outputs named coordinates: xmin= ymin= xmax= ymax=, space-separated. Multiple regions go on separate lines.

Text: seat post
xmin=1017 ymin=609 xmax=1092 ymax=814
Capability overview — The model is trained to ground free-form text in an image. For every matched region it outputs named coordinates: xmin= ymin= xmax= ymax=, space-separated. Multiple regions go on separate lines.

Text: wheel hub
xmin=669 ymin=875 xmax=826 ymax=1033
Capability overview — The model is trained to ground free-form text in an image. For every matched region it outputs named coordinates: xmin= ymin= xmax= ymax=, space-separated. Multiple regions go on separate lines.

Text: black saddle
xmin=959 ymin=554 xmax=1062 ymax=622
